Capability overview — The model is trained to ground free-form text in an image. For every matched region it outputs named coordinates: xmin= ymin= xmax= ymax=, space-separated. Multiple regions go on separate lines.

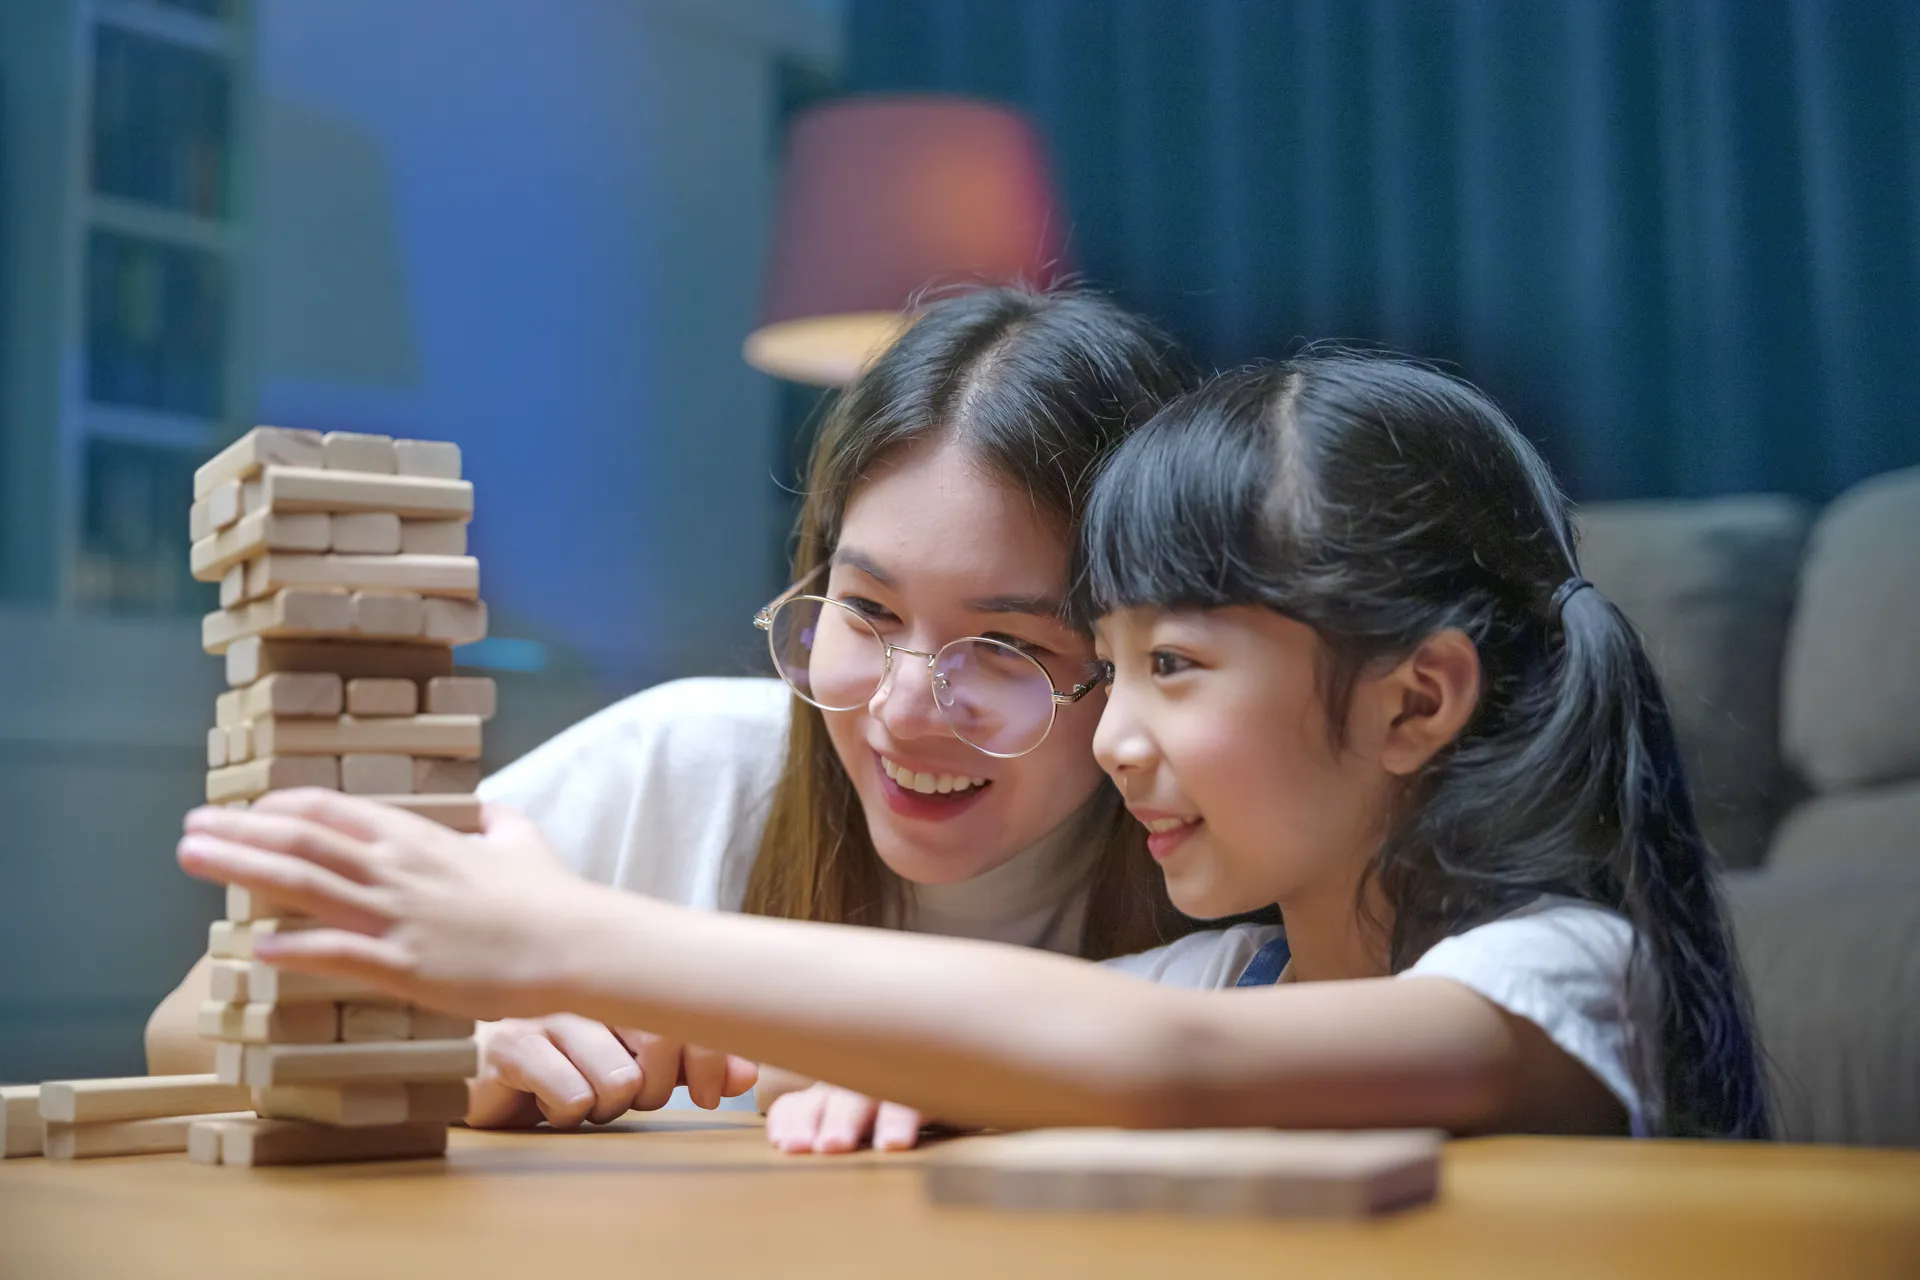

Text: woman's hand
xmin=471 ymin=1015 xmax=758 ymax=1128
xmin=176 ymin=788 xmax=616 ymax=1019
xmin=764 ymin=1082 xmax=925 ymax=1153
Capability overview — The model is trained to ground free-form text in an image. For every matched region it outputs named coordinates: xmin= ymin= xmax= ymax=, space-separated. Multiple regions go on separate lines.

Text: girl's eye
xmin=983 ymin=632 xmax=1051 ymax=659
xmin=1150 ymin=650 xmax=1192 ymax=678
xmin=839 ymin=595 xmax=897 ymax=623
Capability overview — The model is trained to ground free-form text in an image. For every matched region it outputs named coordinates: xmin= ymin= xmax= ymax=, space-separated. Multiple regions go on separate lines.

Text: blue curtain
xmin=845 ymin=0 xmax=1920 ymax=502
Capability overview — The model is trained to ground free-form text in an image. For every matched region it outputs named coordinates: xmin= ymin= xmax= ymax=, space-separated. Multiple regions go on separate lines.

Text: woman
xmin=149 ymin=285 xmax=1202 ymax=1151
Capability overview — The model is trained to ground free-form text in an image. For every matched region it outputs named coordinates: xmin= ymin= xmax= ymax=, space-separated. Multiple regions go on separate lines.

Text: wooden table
xmin=3 ymin=1113 xmax=1917 ymax=1278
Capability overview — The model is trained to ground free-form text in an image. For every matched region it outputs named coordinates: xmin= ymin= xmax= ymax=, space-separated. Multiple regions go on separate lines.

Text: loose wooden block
xmin=240 ymin=671 xmax=345 ymax=720
xmin=205 ymin=755 xmax=340 ymax=804
xmin=322 ymin=431 xmax=397 ymax=474
xmin=400 ymin=519 xmax=467 ymax=556
xmin=246 ymin=553 xmax=479 ymax=602
xmin=345 ymin=677 xmax=418 ymax=717
xmin=260 ymin=465 xmax=473 ymax=519
xmin=220 ymin=562 xmax=248 ymax=608
xmin=37 ymin=1075 xmax=251 ymax=1125
xmin=203 ymin=588 xmax=355 ymax=654
xmin=208 ymin=917 xmax=323 ymax=961
xmin=423 ymin=596 xmax=488 ymax=644
xmin=187 ymin=1118 xmax=233 ymax=1164
xmin=209 ymin=960 xmax=250 ymax=1003
xmin=253 ymin=714 xmax=483 ymax=760
xmin=408 ymin=1010 xmax=476 ymax=1042
xmin=924 ymin=1129 xmax=1444 ymax=1219
xmin=394 ymin=438 xmax=462 ymax=479
xmin=218 ymin=1117 xmax=449 ymax=1167
xmin=208 ymin=477 xmax=244 ymax=530
xmin=226 ymin=636 xmax=453 ymax=688
xmin=350 ymin=591 xmax=425 ymax=638
xmin=424 ymin=676 xmax=495 ymax=719
xmin=247 ymin=963 xmax=389 ymax=1004
xmin=253 ymin=1083 xmax=408 ymax=1127
xmin=329 ymin=511 xmax=403 ymax=554
xmin=412 ymin=758 xmax=482 ymax=795
xmin=359 ymin=793 xmax=483 ymax=833
xmin=207 ymin=725 xmax=230 ymax=768
xmin=190 ymin=509 xmax=332 ymax=580
xmin=241 ymin=1038 xmax=478 ymax=1087
xmin=2 ymin=1085 xmax=43 ymax=1158
xmin=44 ymin=1110 xmax=254 ymax=1160
xmin=341 ymin=753 xmax=414 ymax=794
xmin=339 ymin=1002 xmax=412 ymax=1043
xmin=194 ymin=426 xmax=324 ymax=500
xmin=198 ymin=1000 xmax=340 ymax=1045
xmin=228 ymin=721 xmax=254 ymax=763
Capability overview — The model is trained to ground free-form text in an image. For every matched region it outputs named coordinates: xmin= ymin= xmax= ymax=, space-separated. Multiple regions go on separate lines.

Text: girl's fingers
xmin=181 ymin=809 xmax=379 ymax=886
xmin=494 ymin=1032 xmax=597 ymax=1129
xmin=246 ymin=928 xmax=418 ymax=995
xmin=767 ymin=1084 xmax=830 ymax=1153
xmin=542 ymin=1016 xmax=642 ymax=1125
xmin=872 ymin=1102 xmax=925 ymax=1152
xmin=679 ymin=1044 xmax=731 ymax=1110
xmin=464 ymin=1073 xmax=545 ymax=1130
xmin=721 ymin=1054 xmax=759 ymax=1099
xmin=250 ymin=786 xmax=445 ymax=846
xmin=631 ymin=1033 xmax=684 ymax=1112
xmin=814 ymin=1088 xmax=879 ymax=1154
xmin=177 ymin=834 xmax=390 ymax=934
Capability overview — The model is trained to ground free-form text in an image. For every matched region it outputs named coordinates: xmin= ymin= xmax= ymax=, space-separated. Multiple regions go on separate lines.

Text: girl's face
xmin=822 ymin=440 xmax=1109 ymax=885
xmin=1091 ymin=605 xmax=1403 ymax=919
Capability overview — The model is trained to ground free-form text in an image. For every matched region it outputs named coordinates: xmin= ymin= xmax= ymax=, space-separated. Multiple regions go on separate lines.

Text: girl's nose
xmin=1092 ymin=679 xmax=1156 ymax=783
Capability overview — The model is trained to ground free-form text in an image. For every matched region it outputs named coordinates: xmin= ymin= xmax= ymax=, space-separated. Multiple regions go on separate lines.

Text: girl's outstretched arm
xmin=177 ymin=791 xmax=1621 ymax=1136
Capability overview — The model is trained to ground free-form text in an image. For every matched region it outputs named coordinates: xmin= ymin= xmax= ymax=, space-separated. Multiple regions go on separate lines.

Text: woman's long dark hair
xmin=746 ymin=284 xmax=1203 ymax=960
xmin=1082 ymin=353 xmax=1769 ymax=1139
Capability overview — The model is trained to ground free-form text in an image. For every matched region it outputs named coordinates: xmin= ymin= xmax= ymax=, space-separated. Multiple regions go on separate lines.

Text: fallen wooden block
xmin=187 ymin=1118 xmax=236 ymax=1164
xmin=400 ymin=518 xmax=467 ymax=555
xmin=247 ymin=963 xmax=390 ymax=1004
xmin=394 ymin=439 xmax=461 ymax=479
xmin=226 ymin=635 xmax=453 ymax=687
xmin=252 ymin=714 xmax=482 ymax=760
xmin=245 ymin=552 xmax=479 ymax=602
xmin=322 ymin=431 xmax=397 ymax=475
xmin=413 ymin=758 xmax=482 ymax=795
xmin=198 ymin=1000 xmax=340 ymax=1045
xmin=924 ymin=1128 xmax=1443 ymax=1219
xmin=240 ymin=1038 xmax=477 ymax=1087
xmin=344 ymin=677 xmax=418 ymax=717
xmin=423 ymin=596 xmax=487 ymax=644
xmin=37 ymin=1075 xmax=251 ymax=1125
xmin=424 ymin=675 xmax=495 ymax=719
xmin=341 ymin=753 xmax=414 ymax=794
xmin=203 ymin=588 xmax=354 ymax=654
xmin=260 ymin=465 xmax=473 ymax=520
xmin=330 ymin=511 xmax=402 ymax=554
xmin=194 ymin=427 xmax=324 ymax=500
xmin=359 ymin=793 xmax=483 ymax=833
xmin=338 ymin=1002 xmax=411 ymax=1043
xmin=44 ymin=1111 xmax=253 ymax=1160
xmin=190 ymin=510 xmax=332 ymax=581
xmin=206 ymin=755 xmax=340 ymax=804
xmin=209 ymin=1116 xmax=449 ymax=1167
xmin=2 ymin=1085 xmax=43 ymax=1158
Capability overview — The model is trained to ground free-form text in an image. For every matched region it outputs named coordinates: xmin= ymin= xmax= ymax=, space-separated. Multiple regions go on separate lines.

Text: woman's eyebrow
xmin=830 ymin=547 xmax=893 ymax=584
xmin=832 ymin=546 xmax=1066 ymax=621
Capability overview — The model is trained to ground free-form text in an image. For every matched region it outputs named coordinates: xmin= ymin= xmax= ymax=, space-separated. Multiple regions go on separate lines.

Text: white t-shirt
xmin=1103 ymin=898 xmax=1660 ymax=1136
xmin=478 ymin=676 xmax=1100 ymax=953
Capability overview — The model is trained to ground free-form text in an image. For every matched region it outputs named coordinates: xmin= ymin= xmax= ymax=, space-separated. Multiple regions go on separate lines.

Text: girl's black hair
xmin=1083 ymin=353 xmax=1769 ymax=1139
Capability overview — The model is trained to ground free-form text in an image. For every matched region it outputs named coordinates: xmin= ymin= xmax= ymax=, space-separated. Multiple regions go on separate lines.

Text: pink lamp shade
xmin=745 ymin=96 xmax=1068 ymax=386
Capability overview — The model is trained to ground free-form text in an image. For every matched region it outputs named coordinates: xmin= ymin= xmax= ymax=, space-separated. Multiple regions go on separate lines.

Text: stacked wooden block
xmin=187 ymin=426 xmax=486 ymax=1165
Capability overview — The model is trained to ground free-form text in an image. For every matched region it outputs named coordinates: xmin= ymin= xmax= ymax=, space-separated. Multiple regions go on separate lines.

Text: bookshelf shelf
xmin=84 ymin=404 xmax=220 ymax=451
xmin=92 ymin=0 xmax=237 ymax=59
xmin=89 ymin=194 xmax=233 ymax=254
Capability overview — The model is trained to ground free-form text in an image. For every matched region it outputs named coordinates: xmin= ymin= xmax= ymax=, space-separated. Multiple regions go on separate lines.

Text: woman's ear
xmin=1373 ymin=629 xmax=1481 ymax=776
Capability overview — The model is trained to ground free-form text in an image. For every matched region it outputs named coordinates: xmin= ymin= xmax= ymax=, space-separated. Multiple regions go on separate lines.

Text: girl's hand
xmin=764 ymin=1081 xmax=925 ymax=1153
xmin=176 ymin=788 xmax=613 ymax=1019
xmin=471 ymin=1016 xmax=758 ymax=1128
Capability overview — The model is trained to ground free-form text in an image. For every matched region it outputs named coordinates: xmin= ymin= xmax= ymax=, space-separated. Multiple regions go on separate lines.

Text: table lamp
xmin=745 ymin=95 xmax=1068 ymax=386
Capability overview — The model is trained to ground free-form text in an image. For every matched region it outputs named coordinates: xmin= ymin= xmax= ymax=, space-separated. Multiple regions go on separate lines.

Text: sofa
xmin=1577 ymin=466 xmax=1920 ymax=1147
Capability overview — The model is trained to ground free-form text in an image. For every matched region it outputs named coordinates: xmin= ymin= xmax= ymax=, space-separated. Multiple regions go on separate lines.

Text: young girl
xmin=175 ymin=353 xmax=1770 ymax=1140
xmin=148 ymin=285 xmax=1203 ymax=1145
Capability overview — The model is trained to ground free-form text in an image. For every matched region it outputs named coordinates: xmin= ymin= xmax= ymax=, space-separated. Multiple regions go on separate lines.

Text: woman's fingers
xmin=250 ymin=786 xmax=445 ymax=847
xmin=629 ymin=1033 xmax=684 ymax=1112
xmin=721 ymin=1054 xmax=759 ymax=1099
xmin=679 ymin=1044 xmax=732 ymax=1109
xmin=872 ymin=1101 xmax=925 ymax=1151
xmin=177 ymin=833 xmax=390 ymax=933
xmin=488 ymin=1026 xmax=599 ymax=1128
xmin=766 ymin=1084 xmax=830 ymax=1153
xmin=814 ymin=1088 xmax=880 ymax=1154
xmin=542 ymin=1016 xmax=643 ymax=1125
xmin=464 ymin=1074 xmax=545 ymax=1130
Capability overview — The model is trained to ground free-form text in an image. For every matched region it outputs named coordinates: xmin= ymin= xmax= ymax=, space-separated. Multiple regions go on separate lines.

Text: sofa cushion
xmin=1577 ymin=497 xmax=1811 ymax=868
xmin=1783 ymin=467 xmax=1920 ymax=794
xmin=1766 ymin=781 xmax=1920 ymax=874
xmin=1725 ymin=866 xmax=1920 ymax=1147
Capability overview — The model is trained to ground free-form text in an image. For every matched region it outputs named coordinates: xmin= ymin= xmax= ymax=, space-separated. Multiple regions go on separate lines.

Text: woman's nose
xmin=870 ymin=652 xmax=952 ymax=741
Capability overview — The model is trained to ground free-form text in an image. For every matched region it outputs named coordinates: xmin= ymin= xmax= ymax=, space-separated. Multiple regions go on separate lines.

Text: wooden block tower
xmin=184 ymin=427 xmax=489 ymax=1166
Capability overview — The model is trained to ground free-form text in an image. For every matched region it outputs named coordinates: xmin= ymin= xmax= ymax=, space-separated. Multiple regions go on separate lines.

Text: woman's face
xmin=821 ymin=439 xmax=1109 ymax=885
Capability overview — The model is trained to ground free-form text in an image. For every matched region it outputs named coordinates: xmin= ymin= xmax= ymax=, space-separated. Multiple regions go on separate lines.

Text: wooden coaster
xmin=925 ymin=1128 xmax=1443 ymax=1218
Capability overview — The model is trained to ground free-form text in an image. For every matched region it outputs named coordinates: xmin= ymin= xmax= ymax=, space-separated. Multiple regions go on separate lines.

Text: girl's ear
xmin=1373 ymin=628 xmax=1481 ymax=776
